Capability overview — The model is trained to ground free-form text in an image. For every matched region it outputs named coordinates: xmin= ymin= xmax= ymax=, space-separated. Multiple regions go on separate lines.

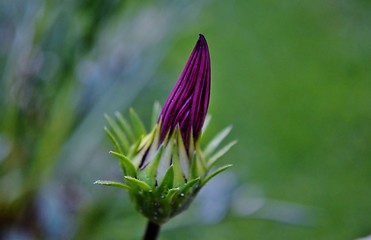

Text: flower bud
xmin=96 ymin=34 xmax=235 ymax=225
xmin=159 ymin=34 xmax=210 ymax=150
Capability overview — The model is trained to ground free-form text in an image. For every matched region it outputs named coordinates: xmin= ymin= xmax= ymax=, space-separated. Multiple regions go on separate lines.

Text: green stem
xmin=143 ymin=221 xmax=161 ymax=240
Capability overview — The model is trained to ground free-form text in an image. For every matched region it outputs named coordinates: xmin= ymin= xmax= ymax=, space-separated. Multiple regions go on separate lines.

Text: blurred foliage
xmin=1 ymin=0 xmax=371 ymax=239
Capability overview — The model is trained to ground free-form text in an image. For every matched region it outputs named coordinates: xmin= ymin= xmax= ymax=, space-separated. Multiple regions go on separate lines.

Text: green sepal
xmin=140 ymin=123 xmax=161 ymax=168
xmin=110 ymin=151 xmax=137 ymax=177
xmin=204 ymin=126 xmax=233 ymax=157
xmin=131 ymin=129 xmax=156 ymax=167
xmin=188 ymin=129 xmax=195 ymax=157
xmin=156 ymin=138 xmax=173 ymax=183
xmin=179 ymin=177 xmax=200 ymax=196
xmin=115 ymin=111 xmax=135 ymax=144
xmin=158 ymin=165 xmax=174 ymax=192
xmin=104 ymin=127 xmax=122 ymax=154
xmin=165 ymin=187 xmax=180 ymax=201
xmin=105 ymin=114 xmax=130 ymax=154
xmin=124 ymin=176 xmax=152 ymax=192
xmin=177 ymin=129 xmax=190 ymax=180
xmin=138 ymin=146 xmax=164 ymax=188
xmin=129 ymin=108 xmax=147 ymax=138
xmin=196 ymin=143 xmax=207 ymax=174
xmin=172 ymin=136 xmax=186 ymax=187
xmin=190 ymin=153 xmax=199 ymax=180
xmin=94 ymin=180 xmax=131 ymax=191
xmin=128 ymin=137 xmax=142 ymax=159
xmin=201 ymin=164 xmax=233 ymax=188
xmin=208 ymin=140 xmax=237 ymax=168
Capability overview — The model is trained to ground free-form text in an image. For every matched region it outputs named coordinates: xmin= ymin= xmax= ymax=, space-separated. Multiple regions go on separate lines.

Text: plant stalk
xmin=143 ymin=221 xmax=161 ymax=240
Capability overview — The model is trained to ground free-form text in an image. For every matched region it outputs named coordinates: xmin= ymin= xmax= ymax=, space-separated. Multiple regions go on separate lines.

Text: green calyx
xmin=95 ymin=103 xmax=236 ymax=224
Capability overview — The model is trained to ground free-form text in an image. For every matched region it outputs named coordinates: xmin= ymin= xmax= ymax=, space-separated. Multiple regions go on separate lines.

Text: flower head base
xmin=159 ymin=34 xmax=210 ymax=150
xmin=95 ymin=35 xmax=236 ymax=225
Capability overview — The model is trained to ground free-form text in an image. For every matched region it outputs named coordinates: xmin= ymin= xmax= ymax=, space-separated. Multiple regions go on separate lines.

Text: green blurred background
xmin=1 ymin=0 xmax=371 ymax=239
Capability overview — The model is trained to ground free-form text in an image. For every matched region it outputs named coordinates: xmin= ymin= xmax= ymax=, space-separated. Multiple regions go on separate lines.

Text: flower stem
xmin=143 ymin=221 xmax=161 ymax=240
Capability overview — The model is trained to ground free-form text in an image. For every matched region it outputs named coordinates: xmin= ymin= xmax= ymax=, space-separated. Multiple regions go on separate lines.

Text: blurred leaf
xmin=110 ymin=151 xmax=137 ymax=177
xmin=104 ymin=127 xmax=122 ymax=154
xmin=129 ymin=108 xmax=147 ymax=138
xmin=203 ymin=126 xmax=233 ymax=158
xmin=201 ymin=164 xmax=233 ymax=188
xmin=124 ymin=176 xmax=152 ymax=192
xmin=105 ymin=114 xmax=130 ymax=154
xmin=208 ymin=140 xmax=237 ymax=168
xmin=94 ymin=180 xmax=131 ymax=191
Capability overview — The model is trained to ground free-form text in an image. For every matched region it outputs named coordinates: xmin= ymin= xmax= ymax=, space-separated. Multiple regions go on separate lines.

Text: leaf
xmin=94 ymin=180 xmax=131 ymax=191
xmin=172 ymin=134 xmax=185 ymax=187
xmin=110 ymin=151 xmax=137 ymax=177
xmin=201 ymin=164 xmax=233 ymax=188
xmin=188 ymin=129 xmax=195 ymax=156
xmin=179 ymin=177 xmax=200 ymax=195
xmin=158 ymin=165 xmax=174 ymax=192
xmin=104 ymin=127 xmax=122 ymax=153
xmin=131 ymin=130 xmax=156 ymax=167
xmin=105 ymin=114 xmax=130 ymax=154
xmin=190 ymin=153 xmax=199 ymax=180
xmin=203 ymin=126 xmax=233 ymax=157
xmin=177 ymin=130 xmax=190 ymax=180
xmin=156 ymin=139 xmax=173 ymax=182
xmin=140 ymin=124 xmax=160 ymax=168
xmin=129 ymin=108 xmax=147 ymax=138
xmin=138 ymin=146 xmax=164 ymax=187
xmin=115 ymin=111 xmax=135 ymax=144
xmin=165 ymin=188 xmax=180 ymax=201
xmin=124 ymin=176 xmax=152 ymax=191
xmin=128 ymin=137 xmax=142 ymax=159
xmin=196 ymin=143 xmax=207 ymax=174
xmin=208 ymin=140 xmax=237 ymax=168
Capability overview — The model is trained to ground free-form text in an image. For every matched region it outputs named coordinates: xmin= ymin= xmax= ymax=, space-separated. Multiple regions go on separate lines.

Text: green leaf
xmin=110 ymin=151 xmax=137 ymax=177
xmin=115 ymin=111 xmax=135 ymax=144
xmin=158 ymin=165 xmax=174 ymax=192
xmin=179 ymin=177 xmax=200 ymax=195
xmin=124 ymin=176 xmax=152 ymax=191
xmin=129 ymin=108 xmax=147 ymax=138
xmin=204 ymin=126 xmax=233 ymax=157
xmin=196 ymin=143 xmax=207 ymax=174
xmin=140 ymin=124 xmax=160 ymax=168
xmin=188 ymin=129 xmax=195 ymax=156
xmin=128 ymin=137 xmax=142 ymax=159
xmin=104 ymin=127 xmax=122 ymax=153
xmin=151 ymin=101 xmax=162 ymax=128
xmin=177 ymin=130 xmax=190 ymax=179
xmin=201 ymin=164 xmax=233 ymax=188
xmin=138 ymin=146 xmax=164 ymax=187
xmin=94 ymin=180 xmax=131 ymax=191
xmin=190 ymin=153 xmax=199 ymax=180
xmin=165 ymin=187 xmax=180 ymax=201
xmin=172 ymin=134 xmax=185 ymax=187
xmin=105 ymin=114 xmax=130 ymax=154
xmin=156 ymin=139 xmax=173 ymax=182
xmin=208 ymin=140 xmax=237 ymax=168
xmin=131 ymin=130 xmax=155 ymax=167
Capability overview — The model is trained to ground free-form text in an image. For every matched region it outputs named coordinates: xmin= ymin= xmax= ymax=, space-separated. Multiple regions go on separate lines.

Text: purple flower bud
xmin=158 ymin=34 xmax=211 ymax=149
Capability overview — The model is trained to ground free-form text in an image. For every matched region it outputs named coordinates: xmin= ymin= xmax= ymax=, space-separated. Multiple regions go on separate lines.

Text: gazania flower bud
xmin=96 ymin=34 xmax=236 ymax=225
xmin=159 ymin=34 xmax=210 ymax=150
